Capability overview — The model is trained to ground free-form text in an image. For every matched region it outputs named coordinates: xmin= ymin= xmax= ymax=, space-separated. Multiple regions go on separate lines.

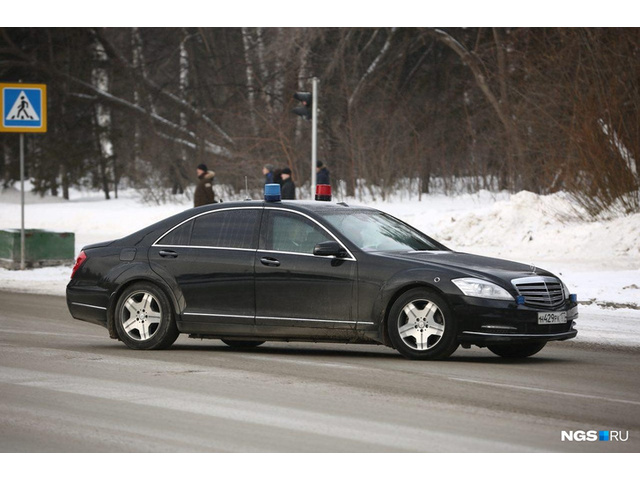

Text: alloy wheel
xmin=397 ymin=298 xmax=445 ymax=351
xmin=120 ymin=290 xmax=162 ymax=341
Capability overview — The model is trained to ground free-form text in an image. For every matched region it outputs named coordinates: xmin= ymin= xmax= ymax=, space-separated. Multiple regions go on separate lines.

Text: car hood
xmin=378 ymin=250 xmax=554 ymax=283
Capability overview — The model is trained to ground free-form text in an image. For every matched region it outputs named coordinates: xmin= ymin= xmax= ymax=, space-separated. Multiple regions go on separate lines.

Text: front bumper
xmin=458 ymin=327 xmax=577 ymax=346
xmin=451 ymin=295 xmax=578 ymax=346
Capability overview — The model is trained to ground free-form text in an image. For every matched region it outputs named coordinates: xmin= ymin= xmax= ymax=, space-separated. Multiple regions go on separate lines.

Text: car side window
xmin=159 ymin=219 xmax=194 ymax=246
xmin=264 ymin=211 xmax=333 ymax=254
xmin=191 ymin=209 xmax=260 ymax=249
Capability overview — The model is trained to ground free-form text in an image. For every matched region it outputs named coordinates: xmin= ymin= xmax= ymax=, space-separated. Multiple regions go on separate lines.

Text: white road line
xmin=241 ymin=353 xmax=363 ymax=370
xmin=450 ymin=377 xmax=640 ymax=407
xmin=0 ymin=328 xmax=102 ymax=339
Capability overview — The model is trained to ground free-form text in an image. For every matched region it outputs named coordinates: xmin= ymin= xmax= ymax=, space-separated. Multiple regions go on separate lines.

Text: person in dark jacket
xmin=194 ymin=163 xmax=216 ymax=207
xmin=316 ymin=161 xmax=330 ymax=186
xmin=272 ymin=168 xmax=283 ymax=186
xmin=262 ymin=164 xmax=275 ymax=185
xmin=280 ymin=167 xmax=296 ymax=200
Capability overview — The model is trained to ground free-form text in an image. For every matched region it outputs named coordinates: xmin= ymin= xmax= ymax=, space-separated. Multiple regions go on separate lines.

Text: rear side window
xmin=160 ymin=220 xmax=193 ymax=246
xmin=191 ymin=209 xmax=260 ymax=249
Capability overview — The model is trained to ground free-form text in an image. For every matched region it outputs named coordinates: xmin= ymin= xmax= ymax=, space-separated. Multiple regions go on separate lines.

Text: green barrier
xmin=0 ymin=229 xmax=75 ymax=269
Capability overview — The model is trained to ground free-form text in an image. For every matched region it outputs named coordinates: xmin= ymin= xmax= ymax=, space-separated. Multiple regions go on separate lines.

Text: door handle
xmin=159 ymin=250 xmax=179 ymax=258
xmin=260 ymin=257 xmax=280 ymax=267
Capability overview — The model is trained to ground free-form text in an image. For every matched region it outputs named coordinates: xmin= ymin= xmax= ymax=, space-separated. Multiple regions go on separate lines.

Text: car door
xmin=255 ymin=208 xmax=357 ymax=336
xmin=150 ymin=207 xmax=261 ymax=329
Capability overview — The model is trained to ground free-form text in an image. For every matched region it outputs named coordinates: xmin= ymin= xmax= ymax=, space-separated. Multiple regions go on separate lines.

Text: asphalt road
xmin=0 ymin=291 xmax=638 ymax=453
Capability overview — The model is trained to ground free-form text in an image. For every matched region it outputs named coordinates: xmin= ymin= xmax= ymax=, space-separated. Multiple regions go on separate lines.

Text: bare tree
xmin=91 ymin=31 xmax=116 ymax=199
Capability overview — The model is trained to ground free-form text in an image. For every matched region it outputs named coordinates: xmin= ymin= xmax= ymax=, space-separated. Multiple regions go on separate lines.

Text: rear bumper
xmin=66 ymin=285 xmax=109 ymax=328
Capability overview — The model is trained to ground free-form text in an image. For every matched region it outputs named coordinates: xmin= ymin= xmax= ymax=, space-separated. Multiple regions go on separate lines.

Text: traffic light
xmin=292 ymin=91 xmax=312 ymax=120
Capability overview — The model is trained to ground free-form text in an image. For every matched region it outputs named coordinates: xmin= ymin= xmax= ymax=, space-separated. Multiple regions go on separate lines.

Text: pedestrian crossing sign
xmin=0 ymin=83 xmax=47 ymax=133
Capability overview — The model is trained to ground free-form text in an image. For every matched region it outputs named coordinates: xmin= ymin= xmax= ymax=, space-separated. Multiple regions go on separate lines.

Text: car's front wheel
xmin=387 ymin=288 xmax=459 ymax=360
xmin=488 ymin=341 xmax=547 ymax=358
xmin=115 ymin=282 xmax=179 ymax=350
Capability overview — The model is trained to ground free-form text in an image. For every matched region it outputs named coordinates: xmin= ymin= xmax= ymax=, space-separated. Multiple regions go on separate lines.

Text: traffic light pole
xmin=311 ymin=77 xmax=318 ymax=198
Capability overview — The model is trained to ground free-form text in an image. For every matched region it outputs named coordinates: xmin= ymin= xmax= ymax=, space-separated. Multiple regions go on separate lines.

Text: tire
xmin=221 ymin=339 xmax=265 ymax=348
xmin=115 ymin=282 xmax=179 ymax=350
xmin=387 ymin=288 xmax=459 ymax=360
xmin=488 ymin=341 xmax=547 ymax=358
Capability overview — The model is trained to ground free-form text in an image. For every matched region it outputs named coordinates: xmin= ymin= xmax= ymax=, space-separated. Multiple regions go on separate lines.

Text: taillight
xmin=71 ymin=251 xmax=87 ymax=279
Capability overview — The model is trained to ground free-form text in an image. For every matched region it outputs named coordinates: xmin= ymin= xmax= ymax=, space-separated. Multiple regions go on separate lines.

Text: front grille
xmin=512 ymin=276 xmax=565 ymax=308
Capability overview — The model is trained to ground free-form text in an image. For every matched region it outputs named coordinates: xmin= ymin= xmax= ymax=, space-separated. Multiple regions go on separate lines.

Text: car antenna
xmin=244 ymin=176 xmax=251 ymax=201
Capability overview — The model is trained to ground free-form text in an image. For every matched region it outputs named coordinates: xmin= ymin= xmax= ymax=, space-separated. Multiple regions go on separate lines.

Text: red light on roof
xmin=315 ymin=184 xmax=331 ymax=201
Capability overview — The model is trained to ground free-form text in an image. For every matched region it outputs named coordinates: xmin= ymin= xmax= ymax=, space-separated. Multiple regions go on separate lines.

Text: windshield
xmin=323 ymin=210 xmax=446 ymax=252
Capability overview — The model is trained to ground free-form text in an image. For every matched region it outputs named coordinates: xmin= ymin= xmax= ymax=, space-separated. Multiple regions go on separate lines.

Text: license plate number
xmin=538 ymin=312 xmax=567 ymax=324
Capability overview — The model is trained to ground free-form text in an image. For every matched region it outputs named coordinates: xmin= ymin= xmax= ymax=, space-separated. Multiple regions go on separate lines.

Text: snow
xmin=1 ymin=183 xmax=638 ymax=348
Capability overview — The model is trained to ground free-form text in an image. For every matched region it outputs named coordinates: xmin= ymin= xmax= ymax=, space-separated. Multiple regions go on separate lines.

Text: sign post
xmin=0 ymin=83 xmax=48 ymax=269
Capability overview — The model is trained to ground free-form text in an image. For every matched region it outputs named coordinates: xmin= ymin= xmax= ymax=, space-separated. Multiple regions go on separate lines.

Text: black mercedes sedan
xmin=67 ymin=190 xmax=578 ymax=360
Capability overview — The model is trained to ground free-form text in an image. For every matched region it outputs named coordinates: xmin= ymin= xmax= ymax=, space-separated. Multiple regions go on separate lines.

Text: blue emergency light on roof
xmin=264 ymin=183 xmax=281 ymax=202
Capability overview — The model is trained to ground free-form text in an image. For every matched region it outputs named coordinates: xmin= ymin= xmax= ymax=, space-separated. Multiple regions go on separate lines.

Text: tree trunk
xmin=241 ymin=27 xmax=259 ymax=136
xmin=91 ymin=33 xmax=115 ymax=199
xmin=131 ymin=27 xmax=144 ymax=167
xmin=178 ymin=29 xmax=190 ymax=194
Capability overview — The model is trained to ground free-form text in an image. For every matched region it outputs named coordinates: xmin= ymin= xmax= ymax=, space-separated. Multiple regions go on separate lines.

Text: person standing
xmin=262 ymin=164 xmax=275 ymax=184
xmin=280 ymin=167 xmax=296 ymax=200
xmin=316 ymin=161 xmax=330 ymax=185
xmin=194 ymin=163 xmax=216 ymax=207
xmin=272 ymin=168 xmax=283 ymax=186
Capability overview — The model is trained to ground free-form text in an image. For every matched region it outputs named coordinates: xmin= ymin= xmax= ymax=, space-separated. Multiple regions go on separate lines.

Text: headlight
xmin=452 ymin=278 xmax=514 ymax=301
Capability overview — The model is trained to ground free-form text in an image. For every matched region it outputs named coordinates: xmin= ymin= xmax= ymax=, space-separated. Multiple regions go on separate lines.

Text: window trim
xmin=153 ymin=206 xmax=262 ymax=250
xmin=152 ymin=205 xmax=356 ymax=261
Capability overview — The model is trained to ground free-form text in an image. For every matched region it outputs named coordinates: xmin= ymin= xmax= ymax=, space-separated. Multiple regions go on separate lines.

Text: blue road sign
xmin=1 ymin=83 xmax=47 ymax=133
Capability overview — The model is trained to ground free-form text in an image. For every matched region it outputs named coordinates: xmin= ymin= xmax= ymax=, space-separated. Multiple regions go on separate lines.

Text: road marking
xmin=242 ymin=353 xmax=363 ymax=370
xmin=0 ymin=328 xmax=102 ymax=339
xmin=0 ymin=366 xmax=530 ymax=452
xmin=450 ymin=377 xmax=640 ymax=407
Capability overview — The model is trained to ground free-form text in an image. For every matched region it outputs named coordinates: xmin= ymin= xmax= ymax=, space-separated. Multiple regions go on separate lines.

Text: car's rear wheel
xmin=488 ymin=341 xmax=547 ymax=358
xmin=221 ymin=339 xmax=265 ymax=348
xmin=387 ymin=288 xmax=459 ymax=360
xmin=115 ymin=282 xmax=179 ymax=350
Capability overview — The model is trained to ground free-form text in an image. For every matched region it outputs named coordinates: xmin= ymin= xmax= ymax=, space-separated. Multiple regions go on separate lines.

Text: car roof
xmin=194 ymin=200 xmax=377 ymax=215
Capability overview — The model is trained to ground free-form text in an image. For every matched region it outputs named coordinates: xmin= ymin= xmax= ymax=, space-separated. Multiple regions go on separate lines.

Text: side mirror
xmin=313 ymin=241 xmax=348 ymax=258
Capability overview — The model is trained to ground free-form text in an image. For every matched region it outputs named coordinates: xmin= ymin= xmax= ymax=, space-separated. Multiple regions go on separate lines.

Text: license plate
xmin=538 ymin=311 xmax=567 ymax=324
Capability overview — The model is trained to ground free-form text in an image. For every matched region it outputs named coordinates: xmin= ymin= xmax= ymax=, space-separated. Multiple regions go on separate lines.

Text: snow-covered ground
xmin=1 ymin=184 xmax=638 ymax=348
